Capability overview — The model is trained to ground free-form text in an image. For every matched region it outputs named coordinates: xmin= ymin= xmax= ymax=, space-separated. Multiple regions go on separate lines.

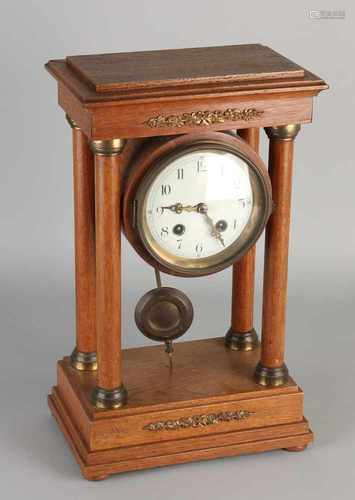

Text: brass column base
xmin=225 ymin=328 xmax=259 ymax=351
xmin=254 ymin=362 xmax=289 ymax=387
xmin=92 ymin=386 xmax=127 ymax=409
xmin=70 ymin=349 xmax=98 ymax=371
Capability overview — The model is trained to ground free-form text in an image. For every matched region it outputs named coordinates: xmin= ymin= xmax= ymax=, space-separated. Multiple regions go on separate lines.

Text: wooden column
xmin=66 ymin=115 xmax=97 ymax=371
xmin=225 ymin=128 xmax=259 ymax=351
xmin=255 ymin=124 xmax=300 ymax=386
xmin=91 ymin=138 xmax=127 ymax=409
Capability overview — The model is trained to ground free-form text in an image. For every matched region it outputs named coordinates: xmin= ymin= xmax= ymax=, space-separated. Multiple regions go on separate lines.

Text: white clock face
xmin=143 ymin=149 xmax=253 ymax=261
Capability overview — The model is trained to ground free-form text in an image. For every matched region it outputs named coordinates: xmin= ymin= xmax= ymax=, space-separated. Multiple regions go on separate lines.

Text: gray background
xmin=1 ymin=0 xmax=354 ymax=498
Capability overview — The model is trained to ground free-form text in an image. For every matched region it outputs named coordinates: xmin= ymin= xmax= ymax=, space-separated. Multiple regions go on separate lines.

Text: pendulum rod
xmin=154 ymin=267 xmax=173 ymax=370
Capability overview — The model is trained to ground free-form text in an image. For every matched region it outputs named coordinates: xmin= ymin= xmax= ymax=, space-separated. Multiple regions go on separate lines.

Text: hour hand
xmin=161 ymin=203 xmax=199 ymax=214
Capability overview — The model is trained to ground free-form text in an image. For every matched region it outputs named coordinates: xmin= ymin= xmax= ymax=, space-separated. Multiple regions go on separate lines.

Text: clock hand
xmin=207 ymin=215 xmax=226 ymax=247
xmin=196 ymin=203 xmax=225 ymax=247
xmin=160 ymin=202 xmax=225 ymax=247
xmin=161 ymin=203 xmax=199 ymax=214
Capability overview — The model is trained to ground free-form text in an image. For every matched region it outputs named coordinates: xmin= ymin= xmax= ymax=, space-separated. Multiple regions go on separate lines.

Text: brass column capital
xmin=264 ymin=124 xmax=301 ymax=141
xmin=90 ymin=138 xmax=126 ymax=156
xmin=65 ymin=114 xmax=80 ymax=130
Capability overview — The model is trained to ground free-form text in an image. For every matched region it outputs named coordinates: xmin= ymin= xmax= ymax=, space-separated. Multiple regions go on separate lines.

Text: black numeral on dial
xmin=161 ymin=185 xmax=172 ymax=196
xmin=197 ymin=157 xmax=207 ymax=173
xmin=238 ymin=198 xmax=251 ymax=208
xmin=177 ymin=168 xmax=184 ymax=180
xmin=160 ymin=226 xmax=169 ymax=238
xmin=238 ymin=198 xmax=246 ymax=208
xmin=195 ymin=242 xmax=203 ymax=256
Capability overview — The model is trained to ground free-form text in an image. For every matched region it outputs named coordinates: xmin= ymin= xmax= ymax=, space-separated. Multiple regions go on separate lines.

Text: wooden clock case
xmin=45 ymin=44 xmax=327 ymax=480
xmin=122 ymin=131 xmax=273 ymax=277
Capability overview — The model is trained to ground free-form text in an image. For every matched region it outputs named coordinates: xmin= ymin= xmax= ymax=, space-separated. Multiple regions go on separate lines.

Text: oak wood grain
xmin=72 ymin=128 xmax=96 ymax=353
xmin=49 ymin=59 xmax=327 ymax=106
xmin=58 ymin=85 xmax=315 ymax=140
xmin=58 ymin=339 xmax=298 ymax=420
xmin=46 ymin=42 xmax=328 ymax=141
xmin=230 ymin=128 xmax=260 ymax=333
xmin=48 ymin=340 xmax=313 ymax=480
xmin=49 ymin=388 xmax=313 ymax=480
xmin=260 ymin=137 xmax=296 ymax=367
xmin=90 ymin=391 xmax=303 ymax=450
xmin=46 ymin=44 xmax=327 ymax=104
xmin=65 ymin=44 xmax=305 ymax=94
xmin=94 ymin=152 xmax=123 ymax=390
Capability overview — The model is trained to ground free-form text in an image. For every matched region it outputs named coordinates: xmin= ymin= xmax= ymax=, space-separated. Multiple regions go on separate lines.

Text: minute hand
xmin=197 ymin=204 xmax=225 ymax=248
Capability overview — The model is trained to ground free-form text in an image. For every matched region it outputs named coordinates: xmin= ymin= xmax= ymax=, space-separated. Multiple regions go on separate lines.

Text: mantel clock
xmin=45 ymin=44 xmax=327 ymax=480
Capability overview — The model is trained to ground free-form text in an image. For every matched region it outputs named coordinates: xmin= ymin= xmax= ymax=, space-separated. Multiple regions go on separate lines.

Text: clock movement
xmin=45 ymin=44 xmax=327 ymax=480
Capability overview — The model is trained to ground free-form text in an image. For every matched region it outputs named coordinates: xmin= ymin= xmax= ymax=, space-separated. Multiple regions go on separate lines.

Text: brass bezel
xmin=134 ymin=140 xmax=272 ymax=277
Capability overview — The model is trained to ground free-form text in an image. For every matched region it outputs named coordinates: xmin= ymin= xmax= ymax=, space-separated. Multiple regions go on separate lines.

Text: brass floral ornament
xmin=143 ymin=410 xmax=254 ymax=431
xmin=144 ymin=108 xmax=264 ymax=128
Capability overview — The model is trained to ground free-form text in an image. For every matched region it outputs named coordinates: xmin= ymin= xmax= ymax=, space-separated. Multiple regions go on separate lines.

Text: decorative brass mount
xmin=144 ymin=108 xmax=264 ymax=128
xmin=65 ymin=114 xmax=80 ymax=130
xmin=144 ymin=410 xmax=254 ymax=431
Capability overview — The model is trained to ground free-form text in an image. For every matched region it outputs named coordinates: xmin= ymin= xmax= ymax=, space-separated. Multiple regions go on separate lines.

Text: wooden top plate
xmin=65 ymin=44 xmax=304 ymax=93
xmin=46 ymin=44 xmax=327 ymax=103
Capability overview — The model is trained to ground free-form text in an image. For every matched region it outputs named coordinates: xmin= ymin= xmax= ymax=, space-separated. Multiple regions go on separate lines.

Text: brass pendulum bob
xmin=134 ymin=268 xmax=194 ymax=370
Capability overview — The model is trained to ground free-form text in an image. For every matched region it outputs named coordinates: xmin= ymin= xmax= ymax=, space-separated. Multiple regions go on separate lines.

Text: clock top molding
xmin=46 ymin=44 xmax=328 ymax=140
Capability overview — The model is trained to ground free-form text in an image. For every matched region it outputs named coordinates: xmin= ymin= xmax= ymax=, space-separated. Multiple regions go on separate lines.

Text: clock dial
xmin=145 ymin=150 xmax=253 ymax=260
xmin=129 ymin=137 xmax=272 ymax=277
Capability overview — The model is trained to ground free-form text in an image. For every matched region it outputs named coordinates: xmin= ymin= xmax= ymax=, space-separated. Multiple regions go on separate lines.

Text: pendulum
xmin=134 ymin=268 xmax=194 ymax=369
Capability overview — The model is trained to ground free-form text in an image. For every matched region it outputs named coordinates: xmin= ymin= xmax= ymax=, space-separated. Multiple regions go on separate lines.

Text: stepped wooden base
xmin=48 ymin=338 xmax=313 ymax=480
